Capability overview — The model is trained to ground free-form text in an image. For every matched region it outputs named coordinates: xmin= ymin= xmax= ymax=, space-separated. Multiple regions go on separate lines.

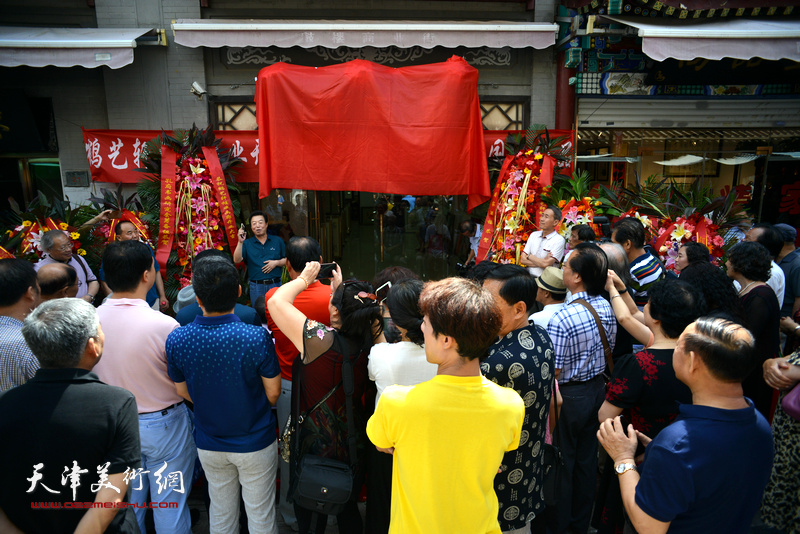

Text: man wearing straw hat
xmin=530 ymin=266 xmax=567 ymax=329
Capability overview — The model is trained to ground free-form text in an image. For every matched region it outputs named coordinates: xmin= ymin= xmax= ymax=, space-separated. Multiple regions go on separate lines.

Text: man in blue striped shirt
xmin=545 ymin=243 xmax=616 ymax=534
xmin=612 ymin=217 xmax=664 ymax=307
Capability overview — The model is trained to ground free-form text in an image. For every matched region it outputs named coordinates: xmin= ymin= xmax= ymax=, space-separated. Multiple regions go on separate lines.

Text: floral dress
xmin=291 ymin=320 xmax=369 ymax=481
xmin=593 ymin=348 xmax=692 ymax=534
xmin=761 ymin=351 xmax=800 ymax=533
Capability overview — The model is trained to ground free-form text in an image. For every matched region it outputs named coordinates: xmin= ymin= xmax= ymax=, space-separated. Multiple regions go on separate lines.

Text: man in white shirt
xmin=458 ymin=220 xmax=483 ymax=265
xmin=521 ymin=206 xmax=565 ymax=277
xmin=530 ymin=266 xmax=567 ymax=328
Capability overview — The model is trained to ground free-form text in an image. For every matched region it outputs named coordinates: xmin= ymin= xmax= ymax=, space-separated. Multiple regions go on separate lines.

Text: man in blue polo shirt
xmin=166 ymin=256 xmax=281 ymax=534
xmin=598 ymin=317 xmax=773 ymax=534
xmin=234 ymin=210 xmax=286 ymax=306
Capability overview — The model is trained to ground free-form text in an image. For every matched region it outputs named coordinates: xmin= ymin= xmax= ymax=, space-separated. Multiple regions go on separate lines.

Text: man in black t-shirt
xmin=0 ymin=299 xmax=140 ymax=533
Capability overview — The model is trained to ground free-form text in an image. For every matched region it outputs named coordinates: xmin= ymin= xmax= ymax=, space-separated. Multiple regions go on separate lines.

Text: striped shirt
xmin=629 ymin=251 xmax=664 ymax=307
xmin=0 ymin=316 xmax=38 ymax=392
xmin=546 ymin=292 xmax=616 ymax=383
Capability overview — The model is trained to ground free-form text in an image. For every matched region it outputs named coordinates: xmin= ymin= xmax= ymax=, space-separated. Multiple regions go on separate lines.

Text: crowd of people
xmin=0 ymin=206 xmax=799 ymax=534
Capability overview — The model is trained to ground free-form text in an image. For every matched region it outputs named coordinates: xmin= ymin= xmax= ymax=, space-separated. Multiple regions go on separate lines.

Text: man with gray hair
xmin=0 ymin=299 xmax=140 ymax=533
xmin=601 ymin=241 xmax=637 ymax=357
xmin=34 ymin=230 xmax=99 ymax=303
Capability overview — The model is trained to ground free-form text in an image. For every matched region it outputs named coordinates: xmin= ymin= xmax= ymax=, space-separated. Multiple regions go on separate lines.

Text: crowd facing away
xmin=1 ymin=207 xmax=800 ymax=534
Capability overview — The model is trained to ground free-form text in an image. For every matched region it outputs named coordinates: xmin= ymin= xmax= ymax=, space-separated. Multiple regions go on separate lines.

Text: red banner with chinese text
xmin=82 ymin=129 xmax=260 ymax=184
xmin=201 ymin=147 xmax=239 ymax=253
xmin=155 ymin=147 xmax=177 ymax=272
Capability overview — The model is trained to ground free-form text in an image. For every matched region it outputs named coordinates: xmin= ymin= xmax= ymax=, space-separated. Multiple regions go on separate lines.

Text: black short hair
xmin=546 ymin=205 xmax=562 ymax=222
xmin=458 ymin=220 xmax=477 ymax=235
xmin=483 ymin=263 xmax=537 ymax=313
xmin=386 ymin=279 xmax=425 ymax=346
xmin=0 ymin=259 xmax=38 ymax=306
xmin=114 ymin=220 xmax=137 ymax=238
xmin=683 ymin=317 xmax=756 ymax=382
xmin=192 ymin=256 xmax=239 ymax=313
xmin=195 ymin=249 xmax=230 ymax=263
xmin=679 ymin=262 xmax=745 ymax=324
xmin=568 ymin=242 xmax=608 ymax=296
xmin=102 ymin=240 xmax=154 ymax=293
xmin=648 ymin=279 xmax=707 ymax=339
xmin=752 ymin=223 xmax=783 ymax=259
xmin=249 ymin=210 xmax=267 ymax=225
xmin=728 ymin=241 xmax=772 ymax=282
xmin=466 ymin=260 xmax=499 ymax=283
xmin=286 ymin=236 xmax=322 ymax=273
xmin=612 ymin=217 xmax=646 ymax=249
xmin=572 ymin=224 xmax=596 ymax=242
xmin=38 ymin=264 xmax=77 ymax=297
xmin=681 ymin=242 xmax=710 ymax=265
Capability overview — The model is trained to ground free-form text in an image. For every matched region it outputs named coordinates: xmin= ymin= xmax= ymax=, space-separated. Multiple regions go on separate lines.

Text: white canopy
xmin=604 ymin=17 xmax=800 ymax=61
xmin=171 ymin=19 xmax=558 ymax=50
xmin=0 ymin=26 xmax=152 ymax=69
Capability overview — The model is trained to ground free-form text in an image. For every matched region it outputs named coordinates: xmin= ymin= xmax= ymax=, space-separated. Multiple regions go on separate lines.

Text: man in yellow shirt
xmin=367 ymin=277 xmax=525 ymax=534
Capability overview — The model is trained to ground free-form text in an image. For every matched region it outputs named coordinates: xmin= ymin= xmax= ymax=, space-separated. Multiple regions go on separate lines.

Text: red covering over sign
xmin=255 ymin=56 xmax=491 ymax=211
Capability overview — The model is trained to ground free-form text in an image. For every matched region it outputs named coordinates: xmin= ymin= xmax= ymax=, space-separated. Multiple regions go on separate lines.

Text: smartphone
xmin=317 ymin=262 xmax=337 ymax=279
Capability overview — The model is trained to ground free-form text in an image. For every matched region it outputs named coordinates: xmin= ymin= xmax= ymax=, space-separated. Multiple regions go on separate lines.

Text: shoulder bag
xmin=574 ymin=298 xmax=614 ymax=375
xmin=289 ymin=343 xmax=359 ymax=519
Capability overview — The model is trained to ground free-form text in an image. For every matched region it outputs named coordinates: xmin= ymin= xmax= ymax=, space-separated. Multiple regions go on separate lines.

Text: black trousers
xmin=547 ymin=375 xmax=605 ymax=534
xmin=365 ymin=445 xmax=393 ymax=534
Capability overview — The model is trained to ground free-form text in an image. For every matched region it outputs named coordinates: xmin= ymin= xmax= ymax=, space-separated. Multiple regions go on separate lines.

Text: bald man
xmin=37 ymin=263 xmax=79 ymax=301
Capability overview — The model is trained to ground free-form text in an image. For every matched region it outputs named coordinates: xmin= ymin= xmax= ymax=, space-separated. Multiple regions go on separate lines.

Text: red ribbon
xmin=155 ymin=147 xmax=177 ymax=272
xmin=477 ymin=155 xmax=515 ymax=262
xmin=653 ymin=222 xmax=677 ymax=254
xmin=201 ymin=147 xmax=239 ymax=253
xmin=0 ymin=246 xmax=14 ymax=259
xmin=695 ymin=216 xmax=709 ymax=246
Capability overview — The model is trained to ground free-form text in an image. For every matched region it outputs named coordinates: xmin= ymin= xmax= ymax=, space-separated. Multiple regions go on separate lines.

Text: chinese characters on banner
xmin=82 ymin=128 xmax=574 ymax=187
xmin=82 ymin=129 xmax=261 ymax=183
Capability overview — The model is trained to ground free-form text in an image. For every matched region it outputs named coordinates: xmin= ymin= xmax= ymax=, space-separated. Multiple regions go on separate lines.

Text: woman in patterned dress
xmin=268 ymin=261 xmax=382 ymax=534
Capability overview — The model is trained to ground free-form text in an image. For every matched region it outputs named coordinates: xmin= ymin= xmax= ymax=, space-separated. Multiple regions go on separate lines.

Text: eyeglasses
xmin=342 ymin=280 xmax=378 ymax=304
xmin=53 ymin=244 xmax=73 ymax=252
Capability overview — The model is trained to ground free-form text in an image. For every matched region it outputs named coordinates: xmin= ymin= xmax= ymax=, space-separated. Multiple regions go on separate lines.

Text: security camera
xmin=190 ymin=81 xmax=207 ymax=99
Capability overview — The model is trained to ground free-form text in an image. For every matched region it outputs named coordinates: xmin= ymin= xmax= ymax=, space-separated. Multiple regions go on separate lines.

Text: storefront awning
xmin=604 ymin=16 xmax=800 ymax=61
xmin=172 ymin=19 xmax=557 ymax=49
xmin=0 ymin=27 xmax=153 ymax=69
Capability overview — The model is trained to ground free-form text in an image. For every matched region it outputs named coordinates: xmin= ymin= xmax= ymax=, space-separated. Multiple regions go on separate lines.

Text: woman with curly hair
xmin=727 ymin=241 xmax=780 ymax=419
xmin=679 ymin=261 xmax=746 ymax=324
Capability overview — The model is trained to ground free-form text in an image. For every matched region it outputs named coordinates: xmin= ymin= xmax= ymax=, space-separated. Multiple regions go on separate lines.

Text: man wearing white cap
xmin=530 ymin=266 xmax=567 ymax=329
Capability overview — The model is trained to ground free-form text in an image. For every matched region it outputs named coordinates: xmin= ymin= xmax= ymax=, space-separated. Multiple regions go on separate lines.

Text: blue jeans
xmin=134 ymin=403 xmax=197 ymax=534
xmin=250 ymin=280 xmax=281 ymax=307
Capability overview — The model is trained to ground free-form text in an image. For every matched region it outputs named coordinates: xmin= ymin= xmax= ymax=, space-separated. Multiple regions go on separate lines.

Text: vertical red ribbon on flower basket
xmin=477 ymin=155 xmax=515 ymax=263
xmin=201 ymin=147 xmax=239 ymax=253
xmin=695 ymin=216 xmax=709 ymax=246
xmin=653 ymin=222 xmax=677 ymax=254
xmin=156 ymin=147 xmax=177 ymax=272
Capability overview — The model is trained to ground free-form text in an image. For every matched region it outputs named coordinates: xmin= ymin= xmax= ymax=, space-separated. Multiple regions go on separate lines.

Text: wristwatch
xmin=615 ymin=462 xmax=637 ymax=475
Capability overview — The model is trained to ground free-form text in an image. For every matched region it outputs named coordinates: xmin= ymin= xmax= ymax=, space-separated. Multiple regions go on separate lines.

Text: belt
xmin=560 ymin=374 xmax=604 ymax=388
xmin=251 ymin=278 xmax=281 ymax=285
xmin=139 ymin=401 xmax=183 ymax=416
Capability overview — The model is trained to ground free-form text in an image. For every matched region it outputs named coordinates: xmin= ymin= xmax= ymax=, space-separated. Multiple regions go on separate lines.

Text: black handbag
xmin=289 ymin=346 xmax=358 ymax=519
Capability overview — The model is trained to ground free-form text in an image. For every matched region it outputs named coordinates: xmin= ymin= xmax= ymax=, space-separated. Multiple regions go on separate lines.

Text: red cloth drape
xmin=255 ymin=56 xmax=490 ymax=211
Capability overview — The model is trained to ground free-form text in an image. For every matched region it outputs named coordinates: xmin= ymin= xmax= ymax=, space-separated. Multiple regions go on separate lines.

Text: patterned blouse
xmin=481 ymin=324 xmax=554 ymax=531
